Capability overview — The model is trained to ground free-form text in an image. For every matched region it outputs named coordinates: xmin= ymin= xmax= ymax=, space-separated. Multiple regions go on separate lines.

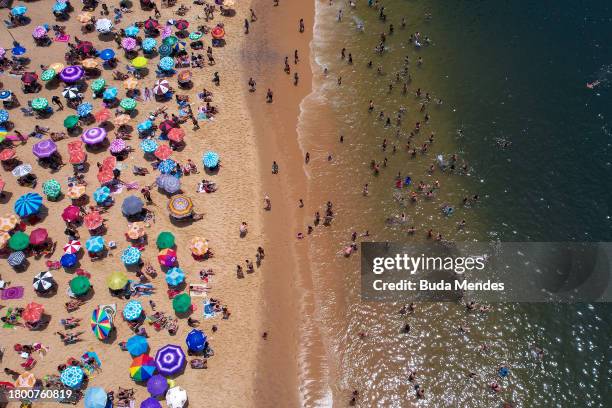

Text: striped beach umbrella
xmin=63 ymin=240 xmax=81 ymax=254
xmin=123 ymin=300 xmax=143 ymax=321
xmin=121 ymin=246 xmax=141 ymax=265
xmin=60 ymin=366 xmax=84 ymax=388
xmin=165 ymin=267 xmax=184 ymax=286
xmin=91 ymin=307 xmax=113 ymax=340
xmin=153 ymin=79 xmax=170 ymax=95
xmin=33 ymin=139 xmax=58 ymax=159
xmin=130 ymin=354 xmax=156 ymax=381
xmin=154 ymin=344 xmax=186 ymax=376
xmin=60 ymin=66 xmax=84 ymax=83
xmin=62 ymin=86 xmax=80 ymax=100
xmin=85 ymin=236 xmax=105 ymax=253
xmin=33 ymin=271 xmax=54 ymax=292
xmin=14 ymin=192 xmax=43 ymax=217
xmin=156 ymin=174 xmax=180 ymax=194
xmin=82 ymin=127 xmax=106 ymax=144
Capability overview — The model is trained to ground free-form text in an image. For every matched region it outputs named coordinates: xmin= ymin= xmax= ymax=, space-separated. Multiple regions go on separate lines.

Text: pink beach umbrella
xmin=32 ymin=26 xmax=48 ymax=39
xmin=121 ymin=37 xmax=137 ymax=51
xmin=109 ymin=139 xmax=126 ymax=153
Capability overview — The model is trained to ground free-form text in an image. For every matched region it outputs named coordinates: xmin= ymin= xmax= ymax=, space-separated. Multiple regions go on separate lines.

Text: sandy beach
xmin=0 ymin=0 xmax=313 ymax=406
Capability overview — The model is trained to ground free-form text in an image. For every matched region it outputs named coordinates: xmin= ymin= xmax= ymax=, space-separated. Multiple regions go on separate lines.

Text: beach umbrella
xmin=141 ymin=398 xmax=162 ymax=408
xmin=84 ymin=387 xmax=107 ymax=408
xmin=0 ymin=231 xmax=9 ymax=249
xmin=211 ymin=26 xmax=225 ymax=39
xmin=144 ymin=18 xmax=160 ymax=31
xmin=159 ymin=57 xmax=175 ymax=71
xmin=61 ymin=253 xmax=78 ymax=268
xmin=63 ymin=240 xmax=81 ymax=254
xmin=159 ymin=120 xmax=175 ymax=133
xmin=103 ymin=87 xmax=118 ymax=100
xmin=158 ymin=248 xmax=178 ymax=267
xmin=77 ymin=11 xmax=92 ymax=24
xmin=147 ymin=374 xmax=168 ymax=397
xmin=69 ymin=150 xmax=87 ymax=164
xmin=0 ymin=148 xmax=15 ymax=161
xmin=96 ymin=18 xmax=113 ymax=33
xmin=77 ymin=102 xmax=93 ymax=117
xmin=91 ymin=307 xmax=112 ymax=340
xmin=0 ymin=214 xmax=19 ymax=232
xmin=167 ymin=128 xmax=185 ymax=143
xmin=188 ymin=31 xmax=203 ymax=41
xmin=166 ymin=386 xmax=187 ymax=408
xmin=91 ymin=78 xmax=106 ymax=93
xmin=69 ymin=275 xmax=90 ymax=295
xmin=122 ymin=196 xmax=144 ymax=216
xmin=61 ymin=205 xmax=81 ymax=222
xmin=85 ymin=236 xmax=105 ymax=253
xmin=33 ymin=139 xmax=57 ymax=159
xmin=142 ymin=38 xmax=157 ymax=52
xmin=50 ymin=62 xmax=65 ymax=72
xmin=82 ymin=58 xmax=98 ymax=69
xmin=40 ymin=69 xmax=56 ymax=82
xmin=140 ymin=138 xmax=157 ymax=153
xmin=155 ymin=344 xmax=186 ymax=376
xmin=130 ymin=354 xmax=156 ymax=382
xmin=175 ymin=20 xmax=189 ymax=31
xmin=82 ymin=127 xmax=106 ymax=144
xmin=162 ymin=36 xmax=178 ymax=47
xmin=168 ymin=195 xmax=193 ymax=219
xmin=60 ymin=66 xmax=85 ymax=83
xmin=66 ymin=184 xmax=86 ymax=200
xmin=94 ymin=108 xmax=112 ymax=123
xmin=12 ymin=164 xmax=32 ymax=177
xmin=33 ymin=271 xmax=54 ymax=292
xmin=99 ymin=48 xmax=115 ymax=61
xmin=165 ymin=267 xmax=184 ymax=286
xmin=177 ymin=70 xmax=192 ymax=83
xmin=203 ymin=151 xmax=220 ymax=169
xmin=122 ymin=37 xmax=137 ymax=51
xmin=125 ymin=26 xmax=140 ymax=37
xmin=29 ymin=228 xmax=48 ymax=246
xmin=0 ymin=90 xmax=12 ymax=100
xmin=97 ymin=167 xmax=114 ymax=184
xmin=12 ymin=43 xmax=27 ymax=57
xmin=120 ymin=97 xmax=137 ymax=111
xmin=185 ymin=329 xmax=207 ymax=353
xmin=131 ymin=56 xmax=148 ymax=69
xmin=158 ymin=43 xmax=172 ymax=57
xmin=161 ymin=26 xmax=172 ymax=39
xmin=64 ymin=115 xmax=79 ymax=129
xmin=0 ymin=109 xmax=8 ymax=123
xmin=32 ymin=26 xmax=47 ymax=39
xmin=31 ymin=97 xmax=48 ymax=111
xmin=62 ymin=86 xmax=80 ymax=100
xmin=113 ymin=114 xmax=131 ymax=127
xmin=156 ymin=174 xmax=181 ymax=194
xmin=121 ymin=246 xmax=142 ymax=265
xmin=127 ymin=335 xmax=149 ymax=357
xmin=126 ymin=222 xmax=146 ymax=239
xmin=93 ymin=186 xmax=111 ymax=204
xmin=76 ymin=41 xmax=94 ymax=54
xmin=17 ymin=372 xmax=36 ymax=388
xmin=172 ymin=293 xmax=191 ymax=314
xmin=43 ymin=179 xmax=61 ymax=198
xmin=9 ymin=231 xmax=29 ymax=251
xmin=189 ymin=237 xmax=208 ymax=256
xmin=107 ymin=271 xmax=128 ymax=290
xmin=153 ymin=79 xmax=170 ymax=95
xmin=21 ymin=72 xmax=38 ymax=84
xmin=8 ymin=251 xmax=26 ymax=267
xmin=60 ymin=366 xmax=84 ymax=388
xmin=109 ymin=139 xmax=126 ymax=153
xmin=10 ymin=5 xmax=27 ymax=16
xmin=156 ymin=231 xmax=175 ymax=249
xmin=53 ymin=1 xmax=67 ymax=12
xmin=123 ymin=299 xmax=143 ymax=321
xmin=23 ymin=302 xmax=44 ymax=323
xmin=155 ymin=145 xmax=174 ymax=161
xmin=14 ymin=192 xmax=43 ymax=217
xmin=157 ymin=159 xmax=176 ymax=174
xmin=123 ymin=77 xmax=139 ymax=90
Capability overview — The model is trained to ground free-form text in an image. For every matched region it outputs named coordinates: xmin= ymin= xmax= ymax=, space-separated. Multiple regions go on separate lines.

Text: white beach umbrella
xmin=96 ymin=19 xmax=113 ymax=33
xmin=166 ymin=386 xmax=187 ymax=408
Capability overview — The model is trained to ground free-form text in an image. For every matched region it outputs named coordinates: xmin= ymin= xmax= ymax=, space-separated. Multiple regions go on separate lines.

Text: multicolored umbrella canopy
xmin=60 ymin=366 xmax=84 ymax=388
xmin=33 ymin=271 xmax=54 ymax=292
xmin=17 ymin=372 xmax=36 ymax=388
xmin=188 ymin=31 xmax=203 ymax=41
xmin=155 ymin=344 xmax=186 ymax=376
xmin=107 ymin=271 xmax=128 ymax=290
xmin=126 ymin=222 xmax=146 ymax=240
xmin=12 ymin=164 xmax=32 ymax=177
xmin=166 ymin=386 xmax=188 ymax=408
xmin=172 ymin=293 xmax=191 ymax=314
xmin=185 ymin=329 xmax=207 ymax=352
xmin=165 ymin=267 xmax=185 ymax=286
xmin=0 ymin=214 xmax=19 ymax=232
xmin=153 ymin=79 xmax=170 ymax=95
xmin=93 ymin=186 xmax=111 ymax=203
xmin=84 ymin=387 xmax=108 ymax=408
xmin=146 ymin=374 xmax=168 ymax=397
xmin=121 ymin=246 xmax=141 ymax=265
xmin=14 ymin=192 xmax=43 ymax=217
xmin=157 ymin=248 xmax=178 ymax=267
xmin=42 ymin=179 xmax=61 ymax=197
xmin=156 ymin=232 xmax=175 ymax=249
xmin=122 ymin=195 xmax=144 ymax=216
xmin=130 ymin=354 xmax=156 ymax=381
xmin=91 ymin=307 xmax=113 ymax=340
xmin=9 ymin=231 xmax=29 ymax=251
xmin=62 ymin=86 xmax=80 ymax=99
xmin=61 ymin=253 xmax=78 ymax=268
xmin=69 ymin=275 xmax=90 ymax=296
xmin=7 ymin=251 xmax=26 ymax=267
xmin=211 ymin=26 xmax=225 ymax=39
xmin=85 ymin=236 xmax=105 ymax=253
xmin=123 ymin=300 xmax=143 ymax=321
xmin=28 ymin=227 xmax=48 ymax=245
xmin=189 ymin=237 xmax=208 ymax=256
xmin=127 ymin=335 xmax=149 ymax=356
xmin=66 ymin=184 xmax=86 ymax=200
xmin=167 ymin=195 xmax=193 ymax=219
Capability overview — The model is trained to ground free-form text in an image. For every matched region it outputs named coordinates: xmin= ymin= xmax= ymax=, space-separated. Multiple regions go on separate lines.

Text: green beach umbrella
xmin=31 ymin=97 xmax=48 ymax=111
xmin=64 ymin=115 xmax=79 ymax=129
xmin=120 ymin=98 xmax=137 ymax=111
xmin=69 ymin=275 xmax=91 ymax=296
xmin=172 ymin=293 xmax=191 ymax=314
xmin=156 ymin=231 xmax=175 ymax=249
xmin=41 ymin=69 xmax=56 ymax=82
xmin=42 ymin=179 xmax=61 ymax=198
xmin=188 ymin=31 xmax=203 ymax=41
xmin=162 ymin=36 xmax=178 ymax=47
xmin=91 ymin=78 xmax=106 ymax=93
xmin=9 ymin=231 xmax=29 ymax=251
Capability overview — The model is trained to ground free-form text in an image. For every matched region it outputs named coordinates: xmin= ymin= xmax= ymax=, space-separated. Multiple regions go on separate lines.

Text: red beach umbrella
xmin=97 ymin=168 xmax=114 ymax=184
xmin=154 ymin=144 xmax=173 ymax=160
xmin=69 ymin=150 xmax=87 ymax=164
xmin=21 ymin=72 xmax=38 ymax=84
xmin=29 ymin=228 xmax=48 ymax=245
xmin=211 ymin=26 xmax=225 ymax=39
xmin=94 ymin=108 xmax=112 ymax=123
xmin=0 ymin=148 xmax=16 ymax=161
xmin=175 ymin=20 xmax=189 ymax=31
xmin=76 ymin=41 xmax=94 ymax=54
xmin=144 ymin=18 xmax=160 ymax=30
xmin=23 ymin=302 xmax=44 ymax=323
xmin=167 ymin=128 xmax=185 ymax=143
xmin=62 ymin=205 xmax=81 ymax=222
xmin=84 ymin=211 xmax=103 ymax=230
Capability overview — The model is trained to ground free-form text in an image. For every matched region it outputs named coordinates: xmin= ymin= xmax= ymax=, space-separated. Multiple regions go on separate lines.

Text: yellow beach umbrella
xmin=189 ymin=236 xmax=208 ymax=256
xmin=131 ymin=56 xmax=148 ymax=69
xmin=123 ymin=77 xmax=139 ymax=90
xmin=66 ymin=184 xmax=86 ymax=199
xmin=107 ymin=271 xmax=128 ymax=290
xmin=126 ymin=222 xmax=146 ymax=239
xmin=17 ymin=372 xmax=36 ymax=388
xmin=0 ymin=231 xmax=10 ymax=249
xmin=82 ymin=58 xmax=98 ymax=69
xmin=77 ymin=11 xmax=92 ymax=23
xmin=0 ymin=214 xmax=19 ymax=232
xmin=49 ymin=62 xmax=65 ymax=72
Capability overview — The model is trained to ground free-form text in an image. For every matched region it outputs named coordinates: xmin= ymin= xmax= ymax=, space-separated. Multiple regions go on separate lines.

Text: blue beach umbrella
xmin=77 ymin=102 xmax=93 ymax=117
xmin=158 ymin=57 xmax=174 ymax=71
xmin=125 ymin=26 xmax=140 ymax=37
xmin=127 ymin=335 xmax=149 ymax=356
xmin=93 ymin=186 xmax=111 ymax=203
xmin=60 ymin=366 xmax=84 ymax=388
xmin=138 ymin=120 xmax=153 ymax=132
xmin=102 ymin=87 xmax=118 ymax=100
xmin=158 ymin=43 xmax=172 ymax=57
xmin=0 ymin=110 xmax=9 ymax=123
xmin=85 ymin=236 xmax=105 ymax=253
xmin=11 ymin=5 xmax=27 ymax=16
xmin=14 ymin=192 xmax=43 ymax=217
xmin=202 ymin=151 xmax=219 ymax=169
xmin=142 ymin=38 xmax=157 ymax=52
xmin=157 ymin=159 xmax=176 ymax=174
xmin=53 ymin=2 xmax=67 ymax=12
xmin=12 ymin=43 xmax=26 ymax=56
xmin=123 ymin=300 xmax=143 ymax=321
xmin=0 ymin=90 xmax=12 ymax=100
xmin=84 ymin=387 xmax=107 ymax=408
xmin=122 ymin=195 xmax=144 ymax=216
xmin=98 ymin=48 xmax=116 ymax=61
xmin=185 ymin=329 xmax=207 ymax=353
xmin=156 ymin=174 xmax=181 ymax=194
xmin=121 ymin=246 xmax=141 ymax=265
xmin=140 ymin=138 xmax=157 ymax=153
xmin=60 ymin=253 xmax=78 ymax=268
xmin=8 ymin=251 xmax=26 ymax=267
xmin=165 ymin=267 xmax=185 ymax=286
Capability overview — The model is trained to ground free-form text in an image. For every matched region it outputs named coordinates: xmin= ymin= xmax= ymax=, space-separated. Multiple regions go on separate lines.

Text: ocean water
xmin=298 ymin=0 xmax=612 ymax=406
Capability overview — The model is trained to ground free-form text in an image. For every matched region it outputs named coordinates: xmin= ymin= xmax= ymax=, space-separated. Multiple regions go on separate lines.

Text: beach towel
xmin=203 ymin=299 xmax=215 ymax=319
xmin=55 ymin=34 xmax=70 ymax=42
xmin=1 ymin=286 xmax=24 ymax=300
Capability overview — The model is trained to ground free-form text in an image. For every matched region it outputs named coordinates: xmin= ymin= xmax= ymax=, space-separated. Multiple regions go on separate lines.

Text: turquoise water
xmin=299 ymin=0 xmax=612 ymax=406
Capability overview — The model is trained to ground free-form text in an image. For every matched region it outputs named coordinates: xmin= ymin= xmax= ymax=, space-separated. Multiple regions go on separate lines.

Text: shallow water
xmin=298 ymin=0 xmax=612 ymax=406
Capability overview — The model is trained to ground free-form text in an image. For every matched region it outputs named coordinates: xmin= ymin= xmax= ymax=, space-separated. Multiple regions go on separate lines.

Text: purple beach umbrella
xmin=82 ymin=127 xmax=107 ymax=145
xmin=32 ymin=139 xmax=57 ymax=158
xmin=60 ymin=66 xmax=85 ymax=83
xmin=140 ymin=398 xmax=162 ymax=408
xmin=146 ymin=374 xmax=168 ymax=397
xmin=154 ymin=344 xmax=186 ymax=376
xmin=109 ymin=139 xmax=126 ymax=153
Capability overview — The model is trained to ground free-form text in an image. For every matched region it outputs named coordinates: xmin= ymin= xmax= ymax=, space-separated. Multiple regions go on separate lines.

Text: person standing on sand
xmin=244 ymin=19 xmax=249 ymax=34
xmin=266 ymin=88 xmax=273 ymax=103
xmin=299 ymin=18 xmax=305 ymax=32
xmin=250 ymin=8 xmax=257 ymax=21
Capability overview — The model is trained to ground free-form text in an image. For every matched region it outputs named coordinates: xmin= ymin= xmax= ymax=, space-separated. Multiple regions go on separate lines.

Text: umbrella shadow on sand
xmin=36 ymin=284 xmax=58 ymax=299
xmin=0 ymin=191 xmax=14 ymax=204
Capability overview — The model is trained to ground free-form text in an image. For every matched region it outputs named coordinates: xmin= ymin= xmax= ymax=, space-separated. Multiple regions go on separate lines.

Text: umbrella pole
xmin=4 ymin=25 xmax=16 ymax=42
